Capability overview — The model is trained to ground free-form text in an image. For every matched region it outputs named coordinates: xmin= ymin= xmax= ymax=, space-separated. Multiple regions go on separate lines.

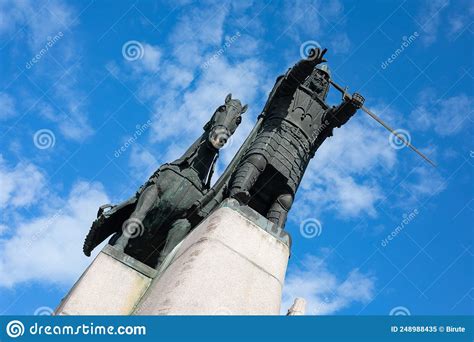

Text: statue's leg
xmin=156 ymin=218 xmax=191 ymax=267
xmin=267 ymin=193 xmax=293 ymax=229
xmin=115 ymin=183 xmax=159 ymax=251
xmin=229 ymin=154 xmax=267 ymax=204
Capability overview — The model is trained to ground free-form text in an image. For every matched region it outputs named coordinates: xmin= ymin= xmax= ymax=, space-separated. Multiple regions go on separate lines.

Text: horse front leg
xmin=114 ymin=183 xmax=159 ymax=252
xmin=156 ymin=218 xmax=192 ymax=267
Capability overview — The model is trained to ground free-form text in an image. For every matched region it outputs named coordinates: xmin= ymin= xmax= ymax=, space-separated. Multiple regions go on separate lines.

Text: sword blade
xmin=329 ymin=80 xmax=437 ymax=167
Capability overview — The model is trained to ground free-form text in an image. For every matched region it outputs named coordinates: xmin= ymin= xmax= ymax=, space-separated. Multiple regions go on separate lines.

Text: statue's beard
xmin=209 ymin=127 xmax=230 ymax=149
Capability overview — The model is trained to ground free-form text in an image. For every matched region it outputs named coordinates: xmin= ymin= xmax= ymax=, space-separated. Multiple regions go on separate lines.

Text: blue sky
xmin=0 ymin=0 xmax=472 ymax=316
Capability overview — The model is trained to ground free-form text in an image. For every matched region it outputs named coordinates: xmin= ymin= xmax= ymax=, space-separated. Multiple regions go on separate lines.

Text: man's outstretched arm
xmin=324 ymin=92 xmax=365 ymax=128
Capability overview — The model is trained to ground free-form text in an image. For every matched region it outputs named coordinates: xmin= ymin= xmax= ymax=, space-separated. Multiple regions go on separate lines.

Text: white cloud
xmin=131 ymin=43 xmax=162 ymax=73
xmin=36 ymin=101 xmax=93 ymax=142
xmin=447 ymin=2 xmax=474 ymax=37
xmin=0 ymin=0 xmax=71 ymax=49
xmin=282 ymin=0 xmax=344 ymax=42
xmin=1 ymin=0 xmax=94 ymax=142
xmin=402 ymin=166 xmax=447 ymax=199
xmin=141 ymin=43 xmax=162 ymax=72
xmin=150 ymin=57 xmax=266 ymax=147
xmin=0 ymin=92 xmax=17 ymax=120
xmin=330 ymin=32 xmax=351 ymax=55
xmin=292 ymin=114 xmax=397 ymax=220
xmin=418 ymin=0 xmax=450 ymax=46
xmin=0 ymin=181 xmax=109 ymax=288
xmin=282 ymin=254 xmax=375 ymax=315
xmin=410 ymin=91 xmax=472 ymax=136
xmin=128 ymin=145 xmax=160 ymax=181
xmin=0 ymin=156 xmax=47 ymax=210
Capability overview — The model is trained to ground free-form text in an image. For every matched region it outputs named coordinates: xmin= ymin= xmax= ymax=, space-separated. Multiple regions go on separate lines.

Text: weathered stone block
xmin=55 ymin=244 xmax=157 ymax=315
xmin=134 ymin=199 xmax=290 ymax=315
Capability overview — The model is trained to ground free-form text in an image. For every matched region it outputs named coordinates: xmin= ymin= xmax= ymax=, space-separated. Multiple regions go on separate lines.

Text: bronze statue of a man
xmin=228 ymin=48 xmax=364 ymax=230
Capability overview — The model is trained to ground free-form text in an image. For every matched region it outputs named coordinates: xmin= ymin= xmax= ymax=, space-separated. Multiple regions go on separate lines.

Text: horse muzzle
xmin=209 ymin=126 xmax=230 ymax=149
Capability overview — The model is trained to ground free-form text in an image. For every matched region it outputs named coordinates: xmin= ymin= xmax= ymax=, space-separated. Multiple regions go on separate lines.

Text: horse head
xmin=205 ymin=93 xmax=248 ymax=149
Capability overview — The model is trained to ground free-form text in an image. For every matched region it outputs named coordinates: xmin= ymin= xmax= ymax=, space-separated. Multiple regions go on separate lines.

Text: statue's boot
xmin=267 ymin=193 xmax=293 ymax=230
xmin=229 ymin=154 xmax=267 ymax=204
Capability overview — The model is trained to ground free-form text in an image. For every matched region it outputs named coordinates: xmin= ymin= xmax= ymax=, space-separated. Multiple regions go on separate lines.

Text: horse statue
xmin=83 ymin=94 xmax=247 ymax=268
xmin=157 ymin=48 xmax=364 ymax=259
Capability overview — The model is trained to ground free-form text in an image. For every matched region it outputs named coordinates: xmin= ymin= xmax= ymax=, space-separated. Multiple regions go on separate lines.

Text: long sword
xmin=330 ymin=79 xmax=436 ymax=167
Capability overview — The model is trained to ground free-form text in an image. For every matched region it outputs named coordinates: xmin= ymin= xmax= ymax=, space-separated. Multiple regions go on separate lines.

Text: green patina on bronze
xmin=83 ymin=94 xmax=247 ymax=268
xmin=84 ymin=48 xmax=367 ymax=270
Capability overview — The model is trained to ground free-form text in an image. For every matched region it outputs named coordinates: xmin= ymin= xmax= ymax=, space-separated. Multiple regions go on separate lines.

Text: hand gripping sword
xmin=330 ymin=79 xmax=437 ymax=167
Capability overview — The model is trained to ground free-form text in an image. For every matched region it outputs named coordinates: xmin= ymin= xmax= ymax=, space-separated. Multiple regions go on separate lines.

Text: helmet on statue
xmin=315 ymin=64 xmax=331 ymax=78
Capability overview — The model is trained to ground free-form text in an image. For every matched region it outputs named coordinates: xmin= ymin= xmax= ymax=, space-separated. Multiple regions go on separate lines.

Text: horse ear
xmin=225 ymin=93 xmax=232 ymax=104
xmin=241 ymin=104 xmax=248 ymax=114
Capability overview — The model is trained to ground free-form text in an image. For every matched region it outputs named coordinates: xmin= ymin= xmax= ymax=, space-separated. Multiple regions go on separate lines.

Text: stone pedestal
xmin=134 ymin=199 xmax=291 ymax=315
xmin=55 ymin=244 xmax=157 ymax=315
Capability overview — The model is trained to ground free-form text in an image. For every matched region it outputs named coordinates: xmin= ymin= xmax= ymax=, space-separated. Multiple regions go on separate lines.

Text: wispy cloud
xmin=0 ymin=156 xmax=47 ymax=210
xmin=292 ymin=113 xmax=397 ymax=221
xmin=418 ymin=0 xmax=450 ymax=46
xmin=0 ymin=92 xmax=17 ymax=120
xmin=282 ymin=254 xmax=375 ymax=315
xmin=0 ymin=180 xmax=109 ymax=288
xmin=1 ymin=0 xmax=94 ymax=141
xmin=410 ymin=90 xmax=473 ymax=136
